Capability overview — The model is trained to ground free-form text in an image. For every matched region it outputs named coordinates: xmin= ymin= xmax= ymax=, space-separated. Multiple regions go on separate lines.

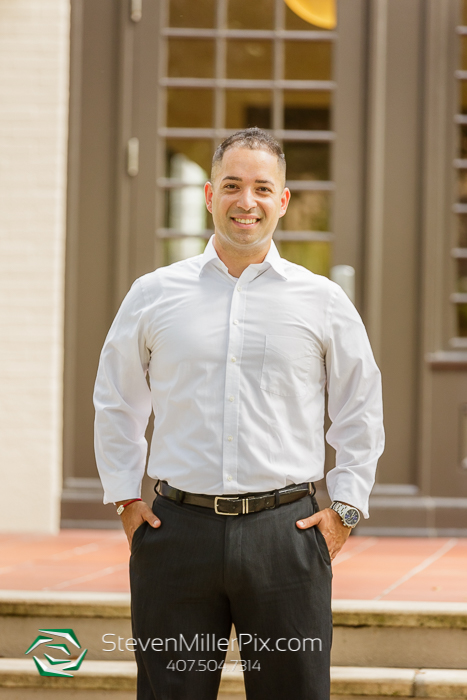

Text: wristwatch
xmin=330 ymin=501 xmax=360 ymax=528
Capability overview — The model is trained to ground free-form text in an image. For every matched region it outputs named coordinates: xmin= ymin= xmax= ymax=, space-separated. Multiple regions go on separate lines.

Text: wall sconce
xmin=284 ymin=0 xmax=336 ymax=29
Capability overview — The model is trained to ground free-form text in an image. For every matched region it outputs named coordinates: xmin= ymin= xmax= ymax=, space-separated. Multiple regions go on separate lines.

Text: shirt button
xmin=233 ymin=319 xmax=239 ymax=325
xmin=237 ymin=286 xmax=242 ymax=292
xmin=227 ymin=435 xmax=233 ymax=442
xmin=231 ymin=356 xmax=236 ymax=363
xmin=229 ymin=395 xmax=235 ymax=402
xmin=227 ymin=475 xmax=233 ymax=482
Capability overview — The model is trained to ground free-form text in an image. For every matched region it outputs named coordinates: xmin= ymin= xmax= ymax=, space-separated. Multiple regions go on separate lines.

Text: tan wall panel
xmin=367 ymin=0 xmax=423 ymax=486
xmin=65 ymin=0 xmax=120 ymax=483
xmin=333 ymin=0 xmax=366 ymax=307
xmin=63 ymin=0 xmax=160 ymax=523
xmin=427 ymin=371 xmax=467 ymax=497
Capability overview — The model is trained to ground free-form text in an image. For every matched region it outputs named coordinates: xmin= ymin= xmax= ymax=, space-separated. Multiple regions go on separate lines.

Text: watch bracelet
xmin=330 ymin=501 xmax=360 ymax=528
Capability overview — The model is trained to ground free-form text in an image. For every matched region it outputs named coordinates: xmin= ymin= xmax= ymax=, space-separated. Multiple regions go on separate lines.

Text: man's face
xmin=205 ymin=147 xmax=290 ymax=257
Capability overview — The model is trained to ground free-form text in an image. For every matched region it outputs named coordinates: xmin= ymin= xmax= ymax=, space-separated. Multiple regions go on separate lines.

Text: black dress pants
xmin=129 ymin=492 xmax=332 ymax=700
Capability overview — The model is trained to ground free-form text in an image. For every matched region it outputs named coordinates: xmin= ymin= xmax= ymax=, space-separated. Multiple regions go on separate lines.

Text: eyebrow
xmin=221 ymin=176 xmax=275 ymax=186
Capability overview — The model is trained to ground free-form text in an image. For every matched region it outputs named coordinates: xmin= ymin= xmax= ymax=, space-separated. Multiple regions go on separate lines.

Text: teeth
xmin=234 ymin=218 xmax=258 ymax=224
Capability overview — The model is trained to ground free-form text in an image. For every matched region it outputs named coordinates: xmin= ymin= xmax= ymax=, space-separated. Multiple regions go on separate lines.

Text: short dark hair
xmin=211 ymin=127 xmax=286 ymax=183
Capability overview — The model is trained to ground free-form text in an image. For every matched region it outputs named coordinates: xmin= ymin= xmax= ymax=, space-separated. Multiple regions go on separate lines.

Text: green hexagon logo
xmin=25 ymin=628 xmax=88 ymax=677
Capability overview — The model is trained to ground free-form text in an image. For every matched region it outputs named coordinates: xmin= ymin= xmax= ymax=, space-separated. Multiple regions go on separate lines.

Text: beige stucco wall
xmin=0 ymin=0 xmax=70 ymax=532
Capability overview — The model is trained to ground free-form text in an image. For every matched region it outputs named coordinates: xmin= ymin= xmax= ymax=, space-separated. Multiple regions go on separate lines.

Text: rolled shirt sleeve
xmin=93 ymin=279 xmax=152 ymax=504
xmin=324 ymin=285 xmax=385 ymax=519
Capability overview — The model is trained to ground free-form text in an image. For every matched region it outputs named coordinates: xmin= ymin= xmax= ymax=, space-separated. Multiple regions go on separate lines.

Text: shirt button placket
xmin=222 ymin=281 xmax=246 ymax=492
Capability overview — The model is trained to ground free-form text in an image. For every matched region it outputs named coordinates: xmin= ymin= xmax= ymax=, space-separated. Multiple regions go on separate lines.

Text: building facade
xmin=1 ymin=0 xmax=467 ymax=534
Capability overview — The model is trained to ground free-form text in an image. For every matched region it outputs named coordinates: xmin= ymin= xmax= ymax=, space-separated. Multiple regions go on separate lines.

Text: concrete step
xmin=331 ymin=600 xmax=467 ymax=669
xmin=0 ymin=659 xmax=242 ymax=700
xmin=331 ymin=667 xmax=467 ymax=698
xmin=1 ymin=591 xmax=466 ymax=668
xmin=0 ymin=660 xmax=466 ymax=699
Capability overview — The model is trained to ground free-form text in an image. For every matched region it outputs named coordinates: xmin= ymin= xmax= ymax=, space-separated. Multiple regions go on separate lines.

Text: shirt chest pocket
xmin=260 ymin=335 xmax=317 ymax=397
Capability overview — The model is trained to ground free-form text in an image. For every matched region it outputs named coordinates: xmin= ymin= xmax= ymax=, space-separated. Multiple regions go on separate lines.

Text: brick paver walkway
xmin=0 ymin=531 xmax=466 ymax=601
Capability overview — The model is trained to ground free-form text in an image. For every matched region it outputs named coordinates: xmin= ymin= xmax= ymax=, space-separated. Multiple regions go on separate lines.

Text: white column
xmin=0 ymin=0 xmax=70 ymax=532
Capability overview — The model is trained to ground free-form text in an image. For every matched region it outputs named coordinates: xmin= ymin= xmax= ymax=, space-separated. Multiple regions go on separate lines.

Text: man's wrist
xmin=330 ymin=501 xmax=361 ymax=528
xmin=115 ymin=498 xmax=142 ymax=515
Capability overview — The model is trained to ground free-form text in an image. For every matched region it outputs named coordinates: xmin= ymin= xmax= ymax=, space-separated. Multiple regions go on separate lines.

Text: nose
xmin=237 ymin=187 xmax=257 ymax=211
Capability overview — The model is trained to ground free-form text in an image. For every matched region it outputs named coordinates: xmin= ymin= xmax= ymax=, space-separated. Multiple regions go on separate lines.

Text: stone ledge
xmin=415 ymin=670 xmax=467 ymax=698
xmin=331 ymin=667 xmax=416 ymax=696
xmin=2 ymin=592 xmax=467 ymax=629
xmin=0 ymin=659 xmax=244 ymax=694
xmin=0 ymin=591 xmax=131 ymax=619
xmin=332 ymin=601 xmax=467 ymax=629
xmin=0 ymin=661 xmax=466 ymax=697
xmin=0 ymin=659 xmax=136 ymax=691
xmin=331 ymin=668 xmax=467 ymax=698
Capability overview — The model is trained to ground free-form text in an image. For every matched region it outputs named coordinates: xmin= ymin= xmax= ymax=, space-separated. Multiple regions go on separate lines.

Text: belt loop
xmin=154 ymin=479 xmax=161 ymax=494
xmin=308 ymin=482 xmax=316 ymax=497
xmin=176 ymin=488 xmax=185 ymax=504
xmin=274 ymin=488 xmax=280 ymax=508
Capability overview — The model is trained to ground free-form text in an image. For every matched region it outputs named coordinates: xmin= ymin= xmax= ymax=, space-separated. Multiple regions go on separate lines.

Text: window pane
xmin=285 ymin=4 xmax=330 ymax=30
xmin=284 ymin=90 xmax=331 ymax=130
xmin=460 ymin=81 xmax=467 ymax=114
xmin=284 ymin=142 xmax=331 ymax=180
xmin=165 ymin=139 xmax=213 ymax=179
xmin=163 ymin=238 xmax=207 ymax=266
xmin=227 ymin=0 xmax=274 ymax=30
xmin=169 ymin=0 xmax=215 ymax=28
xmin=226 ymin=41 xmax=272 ymax=80
xmin=167 ymin=89 xmax=214 ymax=128
xmin=164 ymin=188 xmax=208 ymax=231
xmin=225 ymin=90 xmax=272 ymax=130
xmin=168 ymin=39 xmax=215 ymax=78
xmin=461 ymin=36 xmax=467 ymax=72
xmin=458 ymin=216 xmax=467 ymax=248
xmin=458 ymin=169 xmax=467 ymax=204
xmin=164 ymin=149 xmax=210 ymax=231
xmin=457 ymin=304 xmax=467 ymax=337
xmin=460 ymin=125 xmax=467 ymax=159
xmin=277 ymin=241 xmax=331 ymax=276
xmin=457 ymin=259 xmax=467 ymax=293
xmin=164 ymin=141 xmax=212 ymax=265
xmin=281 ymin=191 xmax=331 ymax=232
xmin=284 ymin=41 xmax=333 ymax=81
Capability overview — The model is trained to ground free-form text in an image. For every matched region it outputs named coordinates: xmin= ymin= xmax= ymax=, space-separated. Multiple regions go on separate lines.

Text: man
xmin=94 ymin=128 xmax=384 ymax=700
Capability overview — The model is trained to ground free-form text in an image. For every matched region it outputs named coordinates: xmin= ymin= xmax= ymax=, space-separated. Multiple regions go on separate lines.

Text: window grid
xmin=452 ymin=16 xmax=467 ymax=344
xmin=156 ymin=0 xmax=336 ymax=245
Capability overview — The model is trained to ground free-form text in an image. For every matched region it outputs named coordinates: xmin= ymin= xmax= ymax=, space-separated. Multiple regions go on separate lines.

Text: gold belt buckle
xmin=214 ymin=496 xmax=243 ymax=515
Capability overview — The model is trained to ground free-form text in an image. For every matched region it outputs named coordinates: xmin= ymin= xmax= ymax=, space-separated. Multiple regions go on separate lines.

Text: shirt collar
xmin=199 ymin=235 xmax=287 ymax=280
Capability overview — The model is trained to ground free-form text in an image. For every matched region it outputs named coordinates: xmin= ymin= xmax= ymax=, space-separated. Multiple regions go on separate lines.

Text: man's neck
xmin=212 ymin=235 xmax=271 ymax=278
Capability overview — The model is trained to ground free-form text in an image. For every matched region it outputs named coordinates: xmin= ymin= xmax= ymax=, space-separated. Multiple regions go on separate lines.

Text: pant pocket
xmin=314 ymin=526 xmax=332 ymax=568
xmin=131 ymin=521 xmax=148 ymax=556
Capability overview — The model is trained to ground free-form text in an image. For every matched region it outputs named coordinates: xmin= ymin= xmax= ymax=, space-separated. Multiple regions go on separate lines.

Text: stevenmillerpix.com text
xmin=102 ymin=633 xmax=323 ymax=653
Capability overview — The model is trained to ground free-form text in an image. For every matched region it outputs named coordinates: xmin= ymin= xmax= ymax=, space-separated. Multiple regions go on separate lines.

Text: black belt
xmin=155 ymin=480 xmax=316 ymax=516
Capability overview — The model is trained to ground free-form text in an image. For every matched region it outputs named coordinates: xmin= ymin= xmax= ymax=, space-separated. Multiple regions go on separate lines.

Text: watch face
xmin=344 ymin=508 xmax=360 ymax=526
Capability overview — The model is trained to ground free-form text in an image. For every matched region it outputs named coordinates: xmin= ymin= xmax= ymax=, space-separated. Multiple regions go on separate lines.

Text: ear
xmin=279 ymin=188 xmax=291 ymax=218
xmin=205 ymin=181 xmax=213 ymax=213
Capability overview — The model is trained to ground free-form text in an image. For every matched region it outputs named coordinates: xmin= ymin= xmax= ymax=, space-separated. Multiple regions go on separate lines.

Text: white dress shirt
xmin=94 ymin=236 xmax=384 ymax=518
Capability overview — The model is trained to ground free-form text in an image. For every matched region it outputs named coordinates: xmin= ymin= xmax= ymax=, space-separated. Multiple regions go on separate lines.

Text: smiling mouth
xmin=231 ymin=217 xmax=260 ymax=225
